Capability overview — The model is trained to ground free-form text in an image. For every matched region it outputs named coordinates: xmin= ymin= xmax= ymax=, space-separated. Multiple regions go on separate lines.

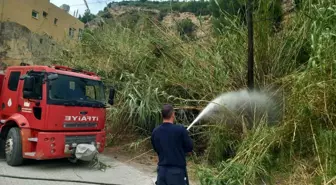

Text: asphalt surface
xmin=0 ymin=155 xmax=154 ymax=185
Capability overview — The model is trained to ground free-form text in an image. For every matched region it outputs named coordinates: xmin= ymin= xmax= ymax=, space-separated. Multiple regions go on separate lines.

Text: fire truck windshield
xmin=47 ymin=74 xmax=105 ymax=107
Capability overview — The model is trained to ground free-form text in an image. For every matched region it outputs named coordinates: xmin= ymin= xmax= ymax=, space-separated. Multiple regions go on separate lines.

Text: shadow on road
xmin=0 ymin=157 xmax=92 ymax=170
xmin=26 ymin=158 xmax=90 ymax=167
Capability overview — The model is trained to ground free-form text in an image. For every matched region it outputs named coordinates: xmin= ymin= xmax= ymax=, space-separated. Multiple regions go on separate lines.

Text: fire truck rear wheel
xmin=5 ymin=127 xmax=23 ymax=166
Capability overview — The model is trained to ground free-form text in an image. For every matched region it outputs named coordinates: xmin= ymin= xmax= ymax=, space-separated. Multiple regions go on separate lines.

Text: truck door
xmin=17 ymin=70 xmax=46 ymax=129
xmin=1 ymin=69 xmax=23 ymax=119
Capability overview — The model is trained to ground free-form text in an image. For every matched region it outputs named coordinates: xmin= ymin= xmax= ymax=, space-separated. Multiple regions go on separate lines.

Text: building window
xmin=32 ymin=10 xmax=39 ymax=19
xmin=43 ymin=11 xmax=48 ymax=18
xmin=69 ymin=28 xmax=75 ymax=38
xmin=54 ymin=18 xmax=58 ymax=25
xmin=8 ymin=71 xmax=21 ymax=91
xmin=78 ymin=29 xmax=83 ymax=40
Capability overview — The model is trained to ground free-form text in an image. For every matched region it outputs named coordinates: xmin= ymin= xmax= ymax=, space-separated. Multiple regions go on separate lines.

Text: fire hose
xmin=0 ymin=144 xmax=123 ymax=184
xmin=0 ymin=173 xmax=121 ymax=185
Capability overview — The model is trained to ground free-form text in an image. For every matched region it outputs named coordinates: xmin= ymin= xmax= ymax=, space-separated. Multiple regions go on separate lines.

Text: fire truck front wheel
xmin=5 ymin=127 xmax=23 ymax=166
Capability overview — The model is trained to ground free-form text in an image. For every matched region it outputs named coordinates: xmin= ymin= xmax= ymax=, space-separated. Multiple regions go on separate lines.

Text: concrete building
xmin=0 ymin=0 xmax=84 ymax=41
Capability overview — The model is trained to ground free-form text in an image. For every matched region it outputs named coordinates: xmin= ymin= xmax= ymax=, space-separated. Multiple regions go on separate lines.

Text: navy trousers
xmin=155 ymin=166 xmax=189 ymax=185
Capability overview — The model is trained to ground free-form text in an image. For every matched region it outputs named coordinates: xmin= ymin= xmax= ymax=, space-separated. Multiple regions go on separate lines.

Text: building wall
xmin=0 ymin=21 xmax=64 ymax=70
xmin=0 ymin=0 xmax=84 ymax=41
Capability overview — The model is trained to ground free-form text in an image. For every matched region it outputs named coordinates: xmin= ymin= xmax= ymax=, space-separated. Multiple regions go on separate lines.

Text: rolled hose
xmin=0 ymin=173 xmax=121 ymax=185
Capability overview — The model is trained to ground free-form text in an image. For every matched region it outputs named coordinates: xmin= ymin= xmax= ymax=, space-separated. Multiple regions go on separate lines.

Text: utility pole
xmin=83 ymin=0 xmax=90 ymax=26
xmin=83 ymin=0 xmax=90 ymax=12
xmin=247 ymin=0 xmax=254 ymax=90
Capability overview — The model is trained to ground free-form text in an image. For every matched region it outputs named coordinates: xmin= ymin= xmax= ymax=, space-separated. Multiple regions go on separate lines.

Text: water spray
xmin=186 ymin=89 xmax=280 ymax=131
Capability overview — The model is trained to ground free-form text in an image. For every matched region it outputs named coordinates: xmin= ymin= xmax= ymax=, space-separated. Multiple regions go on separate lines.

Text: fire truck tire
xmin=5 ymin=127 xmax=23 ymax=166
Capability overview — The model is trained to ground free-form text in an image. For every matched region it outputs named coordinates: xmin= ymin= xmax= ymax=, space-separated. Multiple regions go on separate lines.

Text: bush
xmin=79 ymin=10 xmax=96 ymax=23
xmin=176 ymin=18 xmax=196 ymax=39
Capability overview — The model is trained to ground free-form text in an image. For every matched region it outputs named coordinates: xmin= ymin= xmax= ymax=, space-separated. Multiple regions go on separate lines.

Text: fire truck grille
xmin=65 ymin=135 xmax=96 ymax=144
xmin=63 ymin=122 xmax=98 ymax=128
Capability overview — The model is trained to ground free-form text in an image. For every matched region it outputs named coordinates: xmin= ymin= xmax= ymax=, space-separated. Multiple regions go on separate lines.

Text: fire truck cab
xmin=0 ymin=65 xmax=114 ymax=166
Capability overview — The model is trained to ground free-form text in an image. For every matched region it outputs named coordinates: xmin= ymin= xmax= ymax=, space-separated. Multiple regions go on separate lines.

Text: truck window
xmin=48 ymin=74 xmax=104 ymax=103
xmin=8 ymin=71 xmax=21 ymax=91
xmin=86 ymin=86 xmax=95 ymax=100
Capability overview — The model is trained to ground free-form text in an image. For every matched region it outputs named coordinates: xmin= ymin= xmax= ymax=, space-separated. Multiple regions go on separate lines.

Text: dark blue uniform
xmin=151 ymin=122 xmax=193 ymax=185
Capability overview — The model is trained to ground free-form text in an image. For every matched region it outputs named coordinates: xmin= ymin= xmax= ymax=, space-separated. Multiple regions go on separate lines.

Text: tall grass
xmin=53 ymin=0 xmax=336 ymax=184
xmin=196 ymin=0 xmax=336 ymax=184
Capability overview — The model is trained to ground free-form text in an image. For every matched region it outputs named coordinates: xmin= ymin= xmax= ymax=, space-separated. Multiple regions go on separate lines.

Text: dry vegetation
xmin=52 ymin=0 xmax=336 ymax=184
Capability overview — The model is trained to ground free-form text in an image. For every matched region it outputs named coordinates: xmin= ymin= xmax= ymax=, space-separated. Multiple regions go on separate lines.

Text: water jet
xmin=187 ymin=89 xmax=281 ymax=130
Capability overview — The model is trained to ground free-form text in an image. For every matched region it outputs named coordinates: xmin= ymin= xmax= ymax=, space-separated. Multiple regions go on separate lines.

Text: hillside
xmin=84 ymin=0 xmax=295 ymax=40
xmin=85 ymin=4 xmax=212 ymax=40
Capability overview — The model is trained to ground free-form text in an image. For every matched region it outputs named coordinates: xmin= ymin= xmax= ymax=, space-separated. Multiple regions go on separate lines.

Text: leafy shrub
xmin=176 ymin=18 xmax=196 ymax=39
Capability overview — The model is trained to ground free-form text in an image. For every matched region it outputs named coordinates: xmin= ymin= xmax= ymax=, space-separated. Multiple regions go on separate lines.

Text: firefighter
xmin=151 ymin=104 xmax=193 ymax=185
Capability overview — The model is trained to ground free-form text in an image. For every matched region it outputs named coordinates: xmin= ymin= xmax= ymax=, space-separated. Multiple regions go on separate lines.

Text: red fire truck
xmin=0 ymin=64 xmax=115 ymax=166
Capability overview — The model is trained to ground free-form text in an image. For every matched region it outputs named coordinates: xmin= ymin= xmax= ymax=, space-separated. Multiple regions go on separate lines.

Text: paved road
xmin=0 ymin=155 xmax=154 ymax=185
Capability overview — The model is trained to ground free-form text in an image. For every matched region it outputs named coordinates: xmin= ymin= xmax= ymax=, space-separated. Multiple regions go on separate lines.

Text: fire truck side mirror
xmin=23 ymin=76 xmax=35 ymax=99
xmin=23 ymin=76 xmax=35 ymax=91
xmin=108 ymin=88 xmax=115 ymax=105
